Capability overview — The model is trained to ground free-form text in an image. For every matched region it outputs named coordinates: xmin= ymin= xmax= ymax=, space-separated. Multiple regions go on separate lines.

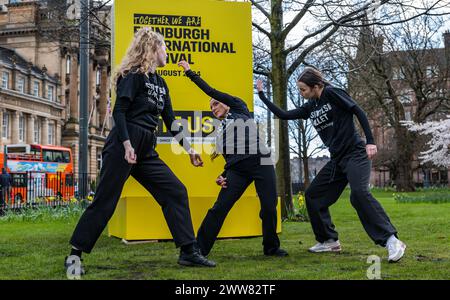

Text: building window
xmin=2 ymin=112 xmax=9 ymax=139
xmin=399 ymin=94 xmax=413 ymax=104
xmin=33 ymin=81 xmax=40 ymax=97
xmin=18 ymin=114 xmax=24 ymax=142
xmin=426 ymin=65 xmax=438 ymax=78
xmin=34 ymin=118 xmax=41 ymax=144
xmin=66 ymin=55 xmax=71 ymax=74
xmin=1 ymin=71 xmax=9 ymax=89
xmin=97 ymin=148 xmax=102 ymax=171
xmin=47 ymin=85 xmax=54 ymax=101
xmin=404 ymin=111 xmax=411 ymax=121
xmin=96 ymin=69 xmax=101 ymax=86
xmin=17 ymin=77 xmax=25 ymax=93
xmin=392 ymin=67 xmax=405 ymax=80
xmin=48 ymin=122 xmax=55 ymax=145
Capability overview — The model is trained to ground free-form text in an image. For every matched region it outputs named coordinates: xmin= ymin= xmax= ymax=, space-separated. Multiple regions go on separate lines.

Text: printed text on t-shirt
xmin=310 ymin=103 xmax=333 ymax=131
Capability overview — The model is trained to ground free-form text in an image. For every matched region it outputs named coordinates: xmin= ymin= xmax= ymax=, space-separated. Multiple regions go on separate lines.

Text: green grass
xmin=0 ymin=189 xmax=449 ymax=280
xmin=393 ymin=190 xmax=450 ymax=204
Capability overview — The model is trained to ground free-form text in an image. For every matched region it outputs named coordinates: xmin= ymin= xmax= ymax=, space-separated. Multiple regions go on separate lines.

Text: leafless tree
xmin=344 ymin=14 xmax=450 ymax=191
xmin=37 ymin=0 xmax=111 ymax=55
xmin=251 ymin=0 xmax=450 ymax=214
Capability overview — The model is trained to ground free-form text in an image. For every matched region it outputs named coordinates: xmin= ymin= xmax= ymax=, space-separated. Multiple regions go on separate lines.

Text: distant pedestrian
xmin=0 ymin=168 xmax=12 ymax=207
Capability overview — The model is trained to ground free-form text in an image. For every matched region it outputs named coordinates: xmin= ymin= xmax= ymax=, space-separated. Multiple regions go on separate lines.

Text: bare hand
xmin=189 ymin=149 xmax=203 ymax=167
xmin=215 ymin=175 xmax=227 ymax=189
xmin=366 ymin=144 xmax=377 ymax=160
xmin=256 ymin=79 xmax=263 ymax=92
xmin=123 ymin=140 xmax=137 ymax=164
xmin=178 ymin=60 xmax=190 ymax=72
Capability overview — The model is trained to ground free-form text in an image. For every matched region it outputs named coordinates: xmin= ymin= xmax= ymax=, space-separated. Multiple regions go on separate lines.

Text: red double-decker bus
xmin=0 ymin=144 xmax=75 ymax=205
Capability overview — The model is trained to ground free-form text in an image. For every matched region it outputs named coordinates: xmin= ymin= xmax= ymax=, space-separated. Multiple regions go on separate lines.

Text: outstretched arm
xmin=160 ymin=82 xmax=191 ymax=153
xmin=178 ymin=61 xmax=248 ymax=111
xmin=256 ymin=79 xmax=310 ymax=120
xmin=161 ymin=80 xmax=204 ymax=167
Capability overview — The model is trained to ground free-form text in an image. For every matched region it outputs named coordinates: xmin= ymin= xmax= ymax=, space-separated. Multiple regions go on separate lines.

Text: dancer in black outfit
xmin=178 ymin=61 xmax=287 ymax=258
xmin=257 ymin=67 xmax=406 ymax=263
xmin=64 ymin=28 xmax=215 ymax=278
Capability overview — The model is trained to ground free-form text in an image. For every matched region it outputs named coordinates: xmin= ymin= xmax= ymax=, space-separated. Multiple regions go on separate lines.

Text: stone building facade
xmin=0 ymin=0 xmax=112 ymax=178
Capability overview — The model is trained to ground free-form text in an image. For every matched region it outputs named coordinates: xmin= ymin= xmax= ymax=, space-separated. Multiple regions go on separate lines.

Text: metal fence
xmin=0 ymin=172 xmax=98 ymax=210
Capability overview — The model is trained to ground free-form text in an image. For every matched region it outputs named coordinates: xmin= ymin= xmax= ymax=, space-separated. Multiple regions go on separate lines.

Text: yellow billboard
xmin=108 ymin=0 xmax=281 ymax=240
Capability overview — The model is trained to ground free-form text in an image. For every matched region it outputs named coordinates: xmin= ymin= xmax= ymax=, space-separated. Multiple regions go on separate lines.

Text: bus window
xmin=43 ymin=150 xmax=53 ymax=162
xmin=42 ymin=150 xmax=71 ymax=163
xmin=6 ymin=145 xmax=30 ymax=154
xmin=30 ymin=146 xmax=42 ymax=161
xmin=62 ymin=151 xmax=71 ymax=163
xmin=53 ymin=151 xmax=63 ymax=162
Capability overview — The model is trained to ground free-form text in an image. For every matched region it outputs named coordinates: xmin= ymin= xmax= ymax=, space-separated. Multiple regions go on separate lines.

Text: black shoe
xmin=264 ymin=248 xmax=289 ymax=257
xmin=64 ymin=255 xmax=86 ymax=279
xmin=178 ymin=249 xmax=216 ymax=267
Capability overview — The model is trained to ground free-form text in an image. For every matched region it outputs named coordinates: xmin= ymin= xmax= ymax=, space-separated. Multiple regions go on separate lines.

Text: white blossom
xmin=403 ymin=116 xmax=450 ymax=168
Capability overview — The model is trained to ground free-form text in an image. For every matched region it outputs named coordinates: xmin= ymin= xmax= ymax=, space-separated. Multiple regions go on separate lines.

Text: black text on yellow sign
xmin=134 ymin=13 xmax=237 ymax=66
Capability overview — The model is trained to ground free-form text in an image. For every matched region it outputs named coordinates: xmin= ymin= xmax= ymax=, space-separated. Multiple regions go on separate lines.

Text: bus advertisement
xmin=0 ymin=144 xmax=75 ymax=205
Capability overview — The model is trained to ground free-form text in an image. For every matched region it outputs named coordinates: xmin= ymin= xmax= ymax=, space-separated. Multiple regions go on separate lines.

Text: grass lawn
xmin=0 ymin=189 xmax=449 ymax=280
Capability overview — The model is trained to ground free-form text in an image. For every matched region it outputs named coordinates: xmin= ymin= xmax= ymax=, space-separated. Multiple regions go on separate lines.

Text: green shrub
xmin=0 ymin=202 xmax=86 ymax=223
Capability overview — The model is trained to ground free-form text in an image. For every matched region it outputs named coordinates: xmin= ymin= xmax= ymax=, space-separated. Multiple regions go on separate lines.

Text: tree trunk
xmin=302 ymin=155 xmax=310 ymax=189
xmin=270 ymin=0 xmax=293 ymax=218
xmin=297 ymin=122 xmax=303 ymax=184
xmin=300 ymin=119 xmax=311 ymax=189
xmin=394 ymin=126 xmax=416 ymax=191
xmin=381 ymin=76 xmax=416 ymax=192
xmin=266 ymin=79 xmax=272 ymax=148
xmin=272 ymin=67 xmax=294 ymax=217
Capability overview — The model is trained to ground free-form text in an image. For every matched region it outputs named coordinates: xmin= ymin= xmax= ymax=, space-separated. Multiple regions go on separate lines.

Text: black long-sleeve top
xmin=113 ymin=70 xmax=190 ymax=152
xmin=258 ymin=84 xmax=375 ymax=160
xmin=185 ymin=69 xmax=270 ymax=170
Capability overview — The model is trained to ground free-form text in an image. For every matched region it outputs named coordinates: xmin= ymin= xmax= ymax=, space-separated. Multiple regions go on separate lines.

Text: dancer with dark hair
xmin=257 ymin=67 xmax=406 ymax=263
xmin=178 ymin=60 xmax=288 ymax=258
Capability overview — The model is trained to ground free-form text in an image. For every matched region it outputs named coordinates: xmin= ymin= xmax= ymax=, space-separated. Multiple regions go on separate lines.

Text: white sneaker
xmin=386 ymin=235 xmax=406 ymax=263
xmin=308 ymin=239 xmax=342 ymax=253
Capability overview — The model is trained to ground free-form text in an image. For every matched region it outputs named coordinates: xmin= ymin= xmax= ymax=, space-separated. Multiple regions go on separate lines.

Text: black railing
xmin=0 ymin=172 xmax=98 ymax=211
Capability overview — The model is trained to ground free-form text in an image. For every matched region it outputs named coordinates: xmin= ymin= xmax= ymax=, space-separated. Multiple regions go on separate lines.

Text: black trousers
xmin=197 ymin=156 xmax=280 ymax=256
xmin=70 ymin=124 xmax=196 ymax=253
xmin=305 ymin=142 xmax=397 ymax=247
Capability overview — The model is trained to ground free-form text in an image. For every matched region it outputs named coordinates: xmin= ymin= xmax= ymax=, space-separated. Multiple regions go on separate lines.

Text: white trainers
xmin=308 ymin=239 xmax=342 ymax=253
xmin=386 ymin=235 xmax=406 ymax=263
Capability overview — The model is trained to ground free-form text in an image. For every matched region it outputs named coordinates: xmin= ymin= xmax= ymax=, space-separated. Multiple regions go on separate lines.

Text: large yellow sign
xmin=108 ymin=0 xmax=281 ymax=240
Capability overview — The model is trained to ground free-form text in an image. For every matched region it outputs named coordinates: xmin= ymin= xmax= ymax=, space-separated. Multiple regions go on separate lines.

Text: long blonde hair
xmin=112 ymin=27 xmax=164 ymax=88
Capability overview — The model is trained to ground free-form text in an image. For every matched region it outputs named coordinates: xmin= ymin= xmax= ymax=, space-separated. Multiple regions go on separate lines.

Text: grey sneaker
xmin=64 ymin=255 xmax=85 ymax=279
xmin=386 ymin=236 xmax=406 ymax=263
xmin=308 ymin=239 xmax=342 ymax=253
